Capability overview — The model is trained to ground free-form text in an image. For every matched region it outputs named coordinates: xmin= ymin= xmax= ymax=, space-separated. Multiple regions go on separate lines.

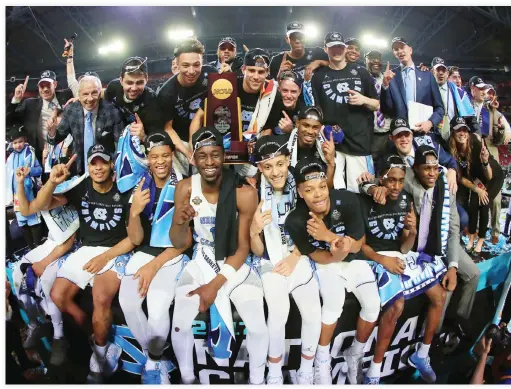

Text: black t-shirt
xmin=265 ymin=96 xmax=305 ymax=135
xmin=269 ymin=47 xmax=329 ymax=80
xmin=65 ymin=178 xmax=130 ymax=247
xmin=311 ymin=63 xmax=378 ymax=156
xmin=104 ymin=79 xmax=164 ymax=131
xmin=156 ymin=65 xmax=218 ymax=141
xmin=361 ymin=192 xmax=412 ymax=253
xmin=127 ymin=187 xmax=165 ymax=257
xmin=285 ymin=189 xmax=364 ymax=262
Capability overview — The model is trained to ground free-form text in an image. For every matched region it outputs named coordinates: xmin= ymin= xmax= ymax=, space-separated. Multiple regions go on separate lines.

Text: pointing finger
xmin=282 ymin=52 xmax=287 ymax=64
xmin=185 ymin=186 xmax=192 ymax=203
xmin=243 ymin=44 xmax=249 ymax=53
xmin=257 ymin=199 xmax=265 ymax=211
xmin=65 ymin=154 xmax=78 ymax=169
xmin=282 ymin=111 xmax=291 ymax=121
xmin=137 ymin=176 xmax=146 ymax=191
xmin=23 ymin=75 xmax=29 ymax=90
xmin=134 ymin=113 xmax=141 ymax=123
xmin=386 ymin=61 xmax=390 ymax=72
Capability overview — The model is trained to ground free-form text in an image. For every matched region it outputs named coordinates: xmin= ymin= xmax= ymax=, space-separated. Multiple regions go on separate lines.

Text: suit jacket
xmin=380 ymin=65 xmax=444 ymax=127
xmin=6 ymin=89 xmax=74 ymax=159
xmin=48 ymin=99 xmax=124 ymax=175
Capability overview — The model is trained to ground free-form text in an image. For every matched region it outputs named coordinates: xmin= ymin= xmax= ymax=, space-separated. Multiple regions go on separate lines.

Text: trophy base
xmin=225 ymin=141 xmax=249 ymax=164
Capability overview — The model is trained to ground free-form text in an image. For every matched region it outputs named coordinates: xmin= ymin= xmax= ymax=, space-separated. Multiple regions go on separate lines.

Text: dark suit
xmin=6 ymin=89 xmax=74 ymax=159
xmin=48 ymin=99 xmax=124 ymax=175
xmin=380 ymin=65 xmax=444 ymax=127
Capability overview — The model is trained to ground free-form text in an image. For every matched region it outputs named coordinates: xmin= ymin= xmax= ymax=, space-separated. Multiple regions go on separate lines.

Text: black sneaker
xmin=50 ymin=338 xmax=69 ymax=366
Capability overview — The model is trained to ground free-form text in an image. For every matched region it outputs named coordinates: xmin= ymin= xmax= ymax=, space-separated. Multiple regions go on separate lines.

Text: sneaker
xmin=296 ymin=369 xmax=314 ymax=385
xmin=86 ymin=342 xmax=123 ymax=383
xmin=103 ymin=342 xmax=123 ymax=377
xmin=408 ymin=351 xmax=436 ymax=383
xmin=363 ymin=374 xmax=380 ymax=384
xmin=50 ymin=338 xmax=68 ymax=366
xmin=343 ymin=348 xmax=364 ymax=384
xmin=23 ymin=325 xmax=45 ymax=349
xmin=87 ymin=352 xmax=104 ymax=384
xmin=314 ymin=359 xmax=332 ymax=385
xmin=142 ymin=361 xmax=170 ymax=385
xmin=266 ymin=374 xmax=284 ymax=385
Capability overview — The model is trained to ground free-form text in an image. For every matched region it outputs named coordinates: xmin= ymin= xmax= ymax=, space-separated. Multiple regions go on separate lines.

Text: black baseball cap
xmin=365 ymin=49 xmax=382 ymax=58
xmin=379 ymin=154 xmax=407 ymax=176
xmin=38 ymin=70 xmax=56 ymax=85
xmin=87 ymin=144 xmax=111 ymax=163
xmin=390 ymin=118 xmax=412 ymax=136
xmin=431 ymin=57 xmax=447 ymax=70
xmin=286 ymin=21 xmax=305 ymax=36
xmin=121 ymin=57 xmax=148 ymax=75
xmin=294 ymin=158 xmax=327 ymax=184
xmin=278 ymin=70 xmax=303 ymax=87
xmin=345 ymin=37 xmax=361 ymax=48
xmin=144 ymin=131 xmax=175 ymax=153
xmin=218 ymin=37 xmax=237 ymax=49
xmin=450 ymin=116 xmax=470 ymax=132
xmin=414 ymin=145 xmax=439 ymax=166
xmin=324 ymin=32 xmax=346 ymax=48
xmin=391 ymin=37 xmax=409 ymax=49
xmin=244 ymin=48 xmax=270 ymax=68
xmin=191 ymin=126 xmax=224 ymax=152
xmin=7 ymin=124 xmax=28 ymax=141
xmin=255 ymin=135 xmax=290 ymax=163
xmin=469 ymin=76 xmax=489 ymax=89
xmin=298 ymin=106 xmax=324 ymax=124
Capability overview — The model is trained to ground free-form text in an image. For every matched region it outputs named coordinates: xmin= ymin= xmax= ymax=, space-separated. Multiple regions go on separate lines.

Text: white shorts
xmin=124 ymin=250 xmax=184 ymax=276
xmin=257 ymin=256 xmax=316 ymax=293
xmin=336 ymin=152 xmax=374 ymax=193
xmin=56 ymin=245 xmax=131 ymax=289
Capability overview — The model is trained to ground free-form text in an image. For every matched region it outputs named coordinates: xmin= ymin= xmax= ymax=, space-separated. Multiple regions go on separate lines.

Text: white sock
xmin=350 ymin=338 xmax=366 ymax=355
xmin=367 ymin=361 xmax=382 ymax=377
xmin=300 ymin=356 xmax=314 ymax=373
xmin=268 ymin=359 xmax=283 ymax=377
xmin=93 ymin=341 xmax=109 ymax=359
xmin=316 ymin=344 xmax=331 ymax=364
xmin=417 ymin=342 xmax=430 ymax=358
xmin=52 ymin=321 xmax=64 ymax=339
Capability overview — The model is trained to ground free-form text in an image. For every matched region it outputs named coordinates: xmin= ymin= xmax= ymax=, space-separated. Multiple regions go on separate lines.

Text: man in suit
xmin=46 ymin=75 xmax=124 ymax=175
xmin=380 ymin=37 xmax=444 ymax=134
xmin=7 ymin=70 xmax=74 ymax=160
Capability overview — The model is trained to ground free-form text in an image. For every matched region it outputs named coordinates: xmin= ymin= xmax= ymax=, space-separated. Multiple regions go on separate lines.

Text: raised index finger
xmin=282 ymin=111 xmax=291 ymax=120
xmin=65 ymin=154 xmax=78 ymax=169
xmin=386 ymin=61 xmax=390 ymax=72
xmin=23 ymin=75 xmax=29 ymax=90
xmin=282 ymin=52 xmax=287 ymax=64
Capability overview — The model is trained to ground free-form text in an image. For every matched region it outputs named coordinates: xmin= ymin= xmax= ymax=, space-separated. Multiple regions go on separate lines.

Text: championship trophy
xmin=204 ymin=72 xmax=248 ymax=163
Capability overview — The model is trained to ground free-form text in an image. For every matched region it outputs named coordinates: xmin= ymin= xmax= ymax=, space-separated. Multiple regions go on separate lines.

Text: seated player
xmin=22 ymin=144 xmax=134 ymax=383
xmin=285 ymin=159 xmax=380 ymax=385
xmin=250 ymin=136 xmax=321 ymax=384
xmin=170 ymin=127 xmax=268 ymax=384
xmin=360 ymin=155 xmax=447 ymax=384
xmin=118 ymin=132 xmax=191 ymax=384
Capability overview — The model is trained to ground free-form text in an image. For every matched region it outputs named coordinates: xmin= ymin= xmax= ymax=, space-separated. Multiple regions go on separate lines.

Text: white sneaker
xmin=266 ymin=374 xmax=284 ymax=385
xmin=314 ymin=359 xmax=332 ymax=385
xmin=87 ymin=352 xmax=105 ymax=384
xmin=86 ymin=342 xmax=122 ymax=383
xmin=296 ymin=369 xmax=314 ymax=385
xmin=343 ymin=348 xmax=364 ymax=384
xmin=142 ymin=361 xmax=170 ymax=385
xmin=103 ymin=343 xmax=122 ymax=377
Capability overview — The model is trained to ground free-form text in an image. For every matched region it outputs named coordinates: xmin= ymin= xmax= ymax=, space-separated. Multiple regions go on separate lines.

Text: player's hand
xmin=347 ymin=89 xmax=367 ymax=106
xmin=64 ymin=38 xmax=74 ymax=57
xmin=187 ymin=282 xmax=219 ymax=312
xmin=381 ymin=256 xmax=406 ymax=275
xmin=474 ymin=336 xmax=492 ymax=357
xmin=250 ymin=200 xmax=272 ymax=237
xmin=131 ymin=177 xmax=150 ymax=217
xmin=133 ymin=261 xmax=159 ymax=298
xmin=219 ymin=62 xmax=232 ymax=74
xmin=330 ymin=237 xmax=352 ymax=262
xmin=321 ymin=131 xmax=336 ymax=166
xmin=245 ymin=176 xmax=257 ymax=189
xmin=13 ymin=76 xmax=29 ymax=102
xmin=63 ymin=97 xmax=79 ymax=109
xmin=480 ymin=142 xmax=490 ymax=164
xmin=370 ymin=186 xmax=388 ymax=205
xmin=304 ymin=60 xmax=322 ymax=82
xmin=278 ymin=111 xmax=294 ymax=133
xmin=414 ymin=120 xmax=433 ymax=133
xmin=307 ymin=212 xmax=331 ymax=242
xmin=490 ymin=96 xmax=499 ymax=109
xmin=83 ymin=253 xmax=109 ymax=274
xmin=273 ymin=252 xmax=300 ymax=277
xmin=15 ymin=165 xmax=31 ymax=183
xmin=32 ymin=262 xmax=47 ymax=278
xmin=404 ymin=202 xmax=417 ymax=235
xmin=130 ymin=113 xmax=146 ymax=141
xmin=278 ymin=52 xmax=294 ymax=75
xmin=441 ymin=267 xmax=457 ymax=291
xmin=175 ymin=187 xmax=197 ymax=225
xmin=49 ymin=155 xmax=77 ymax=185
xmin=357 ymin=171 xmax=375 ymax=184
xmin=447 ymin=168 xmax=458 ymax=195
xmin=382 ymin=62 xmax=395 ymax=87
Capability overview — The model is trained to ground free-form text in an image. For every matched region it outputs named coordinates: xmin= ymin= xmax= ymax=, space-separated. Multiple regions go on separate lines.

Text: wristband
xmin=219 ymin=264 xmax=236 ymax=282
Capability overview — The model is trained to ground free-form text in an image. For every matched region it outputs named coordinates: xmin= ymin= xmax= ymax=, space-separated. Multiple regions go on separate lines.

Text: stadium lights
xmin=361 ymin=34 xmax=387 ymax=49
xmin=98 ymin=39 xmax=125 ymax=56
xmin=304 ymin=24 xmax=318 ymax=39
xmin=168 ymin=29 xmax=194 ymax=41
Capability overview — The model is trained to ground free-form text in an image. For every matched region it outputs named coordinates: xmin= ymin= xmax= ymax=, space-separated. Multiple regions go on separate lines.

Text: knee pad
xmin=321 ymin=291 xmax=344 ymax=325
xmin=358 ymin=292 xmax=381 ymax=323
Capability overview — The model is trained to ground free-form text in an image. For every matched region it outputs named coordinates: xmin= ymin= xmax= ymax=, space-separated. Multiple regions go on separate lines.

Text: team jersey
xmin=190 ymin=173 xmax=217 ymax=248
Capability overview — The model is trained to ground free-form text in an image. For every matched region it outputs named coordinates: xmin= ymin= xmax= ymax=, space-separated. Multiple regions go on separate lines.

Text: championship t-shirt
xmin=65 ymin=178 xmax=130 ymax=247
xmin=104 ymin=79 xmax=164 ymax=131
xmin=285 ymin=189 xmax=364 ymax=262
xmin=269 ymin=47 xmax=329 ymax=80
xmin=127 ymin=187 xmax=165 ymax=257
xmin=310 ymin=63 xmax=378 ymax=156
xmin=361 ymin=192 xmax=412 ymax=253
xmin=156 ymin=65 xmax=218 ymax=141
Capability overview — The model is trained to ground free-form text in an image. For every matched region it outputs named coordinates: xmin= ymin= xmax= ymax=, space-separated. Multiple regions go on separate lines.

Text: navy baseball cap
xmin=431 ymin=57 xmax=447 ymax=70
xmin=87 ymin=144 xmax=111 ymax=163
xmin=286 ymin=21 xmax=305 ymax=36
xmin=414 ymin=145 xmax=439 ymax=166
xmin=218 ymin=37 xmax=237 ymax=48
xmin=391 ymin=37 xmax=409 ymax=49
xmin=294 ymin=158 xmax=327 ymax=184
xmin=324 ymin=32 xmax=346 ymax=48
xmin=144 ymin=131 xmax=175 ymax=153
xmin=244 ymin=48 xmax=270 ymax=68
xmin=191 ymin=126 xmax=224 ymax=152
xmin=255 ymin=135 xmax=289 ymax=163
xmin=390 ymin=118 xmax=412 ymax=136
xmin=39 ymin=70 xmax=56 ymax=85
xmin=345 ymin=37 xmax=361 ymax=48
xmin=365 ymin=49 xmax=382 ymax=58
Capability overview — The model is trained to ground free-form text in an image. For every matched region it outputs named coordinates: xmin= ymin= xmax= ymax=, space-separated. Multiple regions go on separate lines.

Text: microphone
xmin=62 ymin=33 xmax=78 ymax=57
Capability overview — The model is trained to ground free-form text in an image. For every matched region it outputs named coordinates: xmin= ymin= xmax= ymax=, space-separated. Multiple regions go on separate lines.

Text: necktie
xmin=373 ymin=78 xmax=385 ymax=128
xmin=49 ymin=102 xmax=56 ymax=111
xmin=417 ymin=191 xmax=432 ymax=252
xmin=84 ymin=112 xmax=94 ymax=172
xmin=406 ymin=155 xmax=414 ymax=167
xmin=403 ymin=67 xmax=414 ymax=107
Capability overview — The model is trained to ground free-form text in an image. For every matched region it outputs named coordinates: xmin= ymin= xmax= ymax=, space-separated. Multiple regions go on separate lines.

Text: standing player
xmin=285 ymin=159 xmax=380 ymax=384
xmin=170 ymin=127 xmax=268 ymax=384
xmin=250 ymin=136 xmax=321 ymax=384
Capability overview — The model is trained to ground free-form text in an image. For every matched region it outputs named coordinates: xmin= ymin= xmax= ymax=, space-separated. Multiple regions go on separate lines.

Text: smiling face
xmin=193 ymin=145 xmax=224 ymax=184
xmin=121 ymin=72 xmax=147 ymax=101
xmin=279 ymin=79 xmax=300 ymax=109
xmin=390 ymin=131 xmax=413 ymax=155
xmin=177 ymin=52 xmax=202 ymax=87
xmin=258 ymin=154 xmax=290 ymax=191
xmin=380 ymin=167 xmax=406 ymax=201
xmin=365 ymin=54 xmax=382 ymax=76
xmin=297 ymin=118 xmax=322 ymax=147
xmin=79 ymin=80 xmax=101 ymax=112
xmin=242 ymin=65 xmax=268 ymax=93
xmin=392 ymin=42 xmax=413 ymax=65
xmin=471 ymin=86 xmax=487 ymax=102
xmin=453 ymin=126 xmax=469 ymax=145
xmin=148 ymin=145 xmax=173 ymax=184
xmin=414 ymin=155 xmax=439 ymax=189
xmin=38 ymin=81 xmax=57 ymax=102
xmin=298 ymin=176 xmax=330 ymax=215
xmin=88 ymin=157 xmax=113 ymax=184
xmin=345 ymin=44 xmax=361 ymax=63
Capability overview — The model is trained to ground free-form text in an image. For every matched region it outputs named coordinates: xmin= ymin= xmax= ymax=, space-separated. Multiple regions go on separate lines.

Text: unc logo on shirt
xmin=351 ymin=68 xmax=358 ymax=76
xmin=336 ymin=82 xmax=350 ymax=94
xmin=113 ymin=193 xmax=121 ymax=202
xmin=93 ymin=208 xmax=108 ymax=221
xmin=382 ymin=218 xmax=395 ymax=230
